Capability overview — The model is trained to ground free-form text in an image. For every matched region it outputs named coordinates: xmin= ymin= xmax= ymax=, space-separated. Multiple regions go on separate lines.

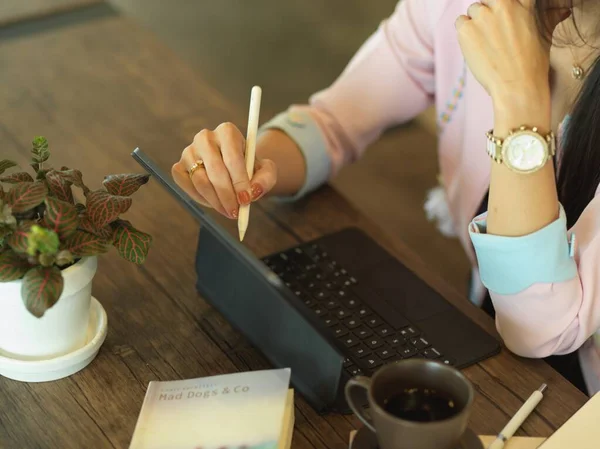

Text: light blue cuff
xmin=469 ymin=205 xmax=577 ymax=295
xmin=259 ymin=110 xmax=331 ymax=201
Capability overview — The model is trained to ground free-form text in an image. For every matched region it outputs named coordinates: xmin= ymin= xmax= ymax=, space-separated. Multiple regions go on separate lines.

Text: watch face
xmin=502 ymin=131 xmax=548 ymax=173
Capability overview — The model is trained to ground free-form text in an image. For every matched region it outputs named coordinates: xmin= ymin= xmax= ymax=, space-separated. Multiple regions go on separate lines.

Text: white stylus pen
xmin=487 ymin=384 xmax=547 ymax=449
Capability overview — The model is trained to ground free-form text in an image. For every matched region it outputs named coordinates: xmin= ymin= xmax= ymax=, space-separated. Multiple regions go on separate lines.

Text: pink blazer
xmin=262 ymin=0 xmax=600 ymax=394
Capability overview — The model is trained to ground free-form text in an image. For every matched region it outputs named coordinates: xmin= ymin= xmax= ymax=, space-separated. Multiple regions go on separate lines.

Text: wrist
xmin=491 ymin=82 xmax=551 ymax=136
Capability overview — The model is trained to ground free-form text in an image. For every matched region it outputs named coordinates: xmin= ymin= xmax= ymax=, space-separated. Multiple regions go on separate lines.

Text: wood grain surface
xmin=0 ymin=0 xmax=103 ymax=27
xmin=0 ymin=10 xmax=588 ymax=449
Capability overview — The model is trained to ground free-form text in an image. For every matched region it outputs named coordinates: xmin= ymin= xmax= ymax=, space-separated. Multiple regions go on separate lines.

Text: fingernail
xmin=238 ymin=190 xmax=251 ymax=205
xmin=231 ymin=208 xmax=238 ymax=219
xmin=251 ymin=183 xmax=263 ymax=200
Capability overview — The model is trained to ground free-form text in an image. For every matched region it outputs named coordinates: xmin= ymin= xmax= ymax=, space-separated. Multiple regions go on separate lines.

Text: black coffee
xmin=382 ymin=388 xmax=457 ymax=422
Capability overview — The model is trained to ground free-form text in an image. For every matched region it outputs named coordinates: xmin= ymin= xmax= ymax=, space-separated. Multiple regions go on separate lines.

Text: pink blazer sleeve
xmin=474 ymin=195 xmax=600 ymax=358
xmin=290 ymin=0 xmax=440 ymax=175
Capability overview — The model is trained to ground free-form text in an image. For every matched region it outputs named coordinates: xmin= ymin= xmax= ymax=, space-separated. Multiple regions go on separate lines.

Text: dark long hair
xmin=535 ymin=1 xmax=600 ymax=228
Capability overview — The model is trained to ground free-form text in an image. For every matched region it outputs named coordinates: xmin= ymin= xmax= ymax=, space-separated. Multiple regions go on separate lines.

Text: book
xmin=129 ymin=368 xmax=294 ymax=449
xmin=538 ymin=392 xmax=600 ymax=449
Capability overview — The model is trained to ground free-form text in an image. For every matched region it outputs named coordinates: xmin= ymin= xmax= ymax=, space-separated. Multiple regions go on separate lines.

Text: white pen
xmin=237 ymin=85 xmax=262 ymax=241
xmin=487 ymin=384 xmax=547 ymax=449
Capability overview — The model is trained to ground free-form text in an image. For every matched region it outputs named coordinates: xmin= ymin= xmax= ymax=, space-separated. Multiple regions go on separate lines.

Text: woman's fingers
xmin=215 ymin=122 xmax=252 ymax=206
xmin=250 ymin=158 xmax=278 ymax=201
xmin=192 ymin=131 xmax=239 ymax=219
xmin=171 ymin=123 xmax=279 ymax=219
xmin=171 ymin=160 xmax=211 ymax=208
xmin=181 ymin=144 xmax=229 ymax=217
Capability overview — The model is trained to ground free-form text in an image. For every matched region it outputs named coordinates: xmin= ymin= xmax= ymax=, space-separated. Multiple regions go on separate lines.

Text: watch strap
xmin=485 ymin=126 xmax=556 ymax=165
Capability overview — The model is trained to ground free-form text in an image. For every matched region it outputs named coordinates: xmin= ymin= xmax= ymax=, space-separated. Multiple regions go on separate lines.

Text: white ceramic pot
xmin=0 ymin=257 xmax=97 ymax=359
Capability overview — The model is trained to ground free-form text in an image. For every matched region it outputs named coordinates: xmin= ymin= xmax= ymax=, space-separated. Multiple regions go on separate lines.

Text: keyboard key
xmin=312 ymin=306 xmax=327 ymax=317
xmin=307 ymin=281 xmax=323 ymax=291
xmin=352 ymin=344 xmax=371 ymax=358
xmin=353 ymin=284 xmax=410 ymax=329
xmin=364 ymin=355 xmax=383 ymax=369
xmin=441 ymin=357 xmax=456 ymax=366
xmin=398 ymin=344 xmax=418 ymax=358
xmin=399 ymin=326 xmax=420 ymax=339
xmin=356 ymin=307 xmax=373 ymax=318
xmin=323 ymin=317 xmax=338 ymax=327
xmin=355 ymin=327 xmax=373 ymax=340
xmin=366 ymin=337 xmax=384 ymax=350
xmin=313 ymin=290 xmax=331 ymax=301
xmin=313 ymin=272 xmax=327 ymax=281
xmin=342 ymin=334 xmax=360 ymax=348
xmin=347 ymin=366 xmax=363 ymax=377
xmin=342 ymin=297 xmax=361 ymax=309
xmin=385 ymin=336 xmax=404 ymax=348
xmin=376 ymin=326 xmax=392 ymax=337
xmin=295 ymin=272 xmax=309 ymax=282
xmin=332 ymin=326 xmax=348 ymax=338
xmin=343 ymin=358 xmax=353 ymax=368
xmin=343 ymin=317 xmax=361 ymax=329
xmin=366 ymin=317 xmax=383 ymax=328
xmin=324 ymin=299 xmax=339 ymax=310
xmin=349 ymin=276 xmax=358 ymax=285
xmin=336 ymin=289 xmax=349 ymax=299
xmin=335 ymin=308 xmax=351 ymax=319
xmin=422 ymin=347 xmax=442 ymax=359
xmin=293 ymin=289 xmax=305 ymax=298
xmin=341 ymin=279 xmax=353 ymax=288
xmin=410 ymin=337 xmax=431 ymax=351
xmin=376 ymin=348 xmax=395 ymax=360
xmin=304 ymin=298 xmax=315 ymax=307
xmin=324 ymin=281 xmax=337 ymax=290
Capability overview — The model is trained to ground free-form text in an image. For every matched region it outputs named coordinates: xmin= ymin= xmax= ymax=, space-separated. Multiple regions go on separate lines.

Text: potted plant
xmin=0 ymin=137 xmax=152 ymax=380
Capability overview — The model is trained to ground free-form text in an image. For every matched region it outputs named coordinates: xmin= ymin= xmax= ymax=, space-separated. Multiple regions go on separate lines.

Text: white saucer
xmin=0 ymin=297 xmax=107 ymax=382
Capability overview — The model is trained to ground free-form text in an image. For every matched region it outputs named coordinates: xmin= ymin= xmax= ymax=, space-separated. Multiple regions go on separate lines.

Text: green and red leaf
xmin=79 ymin=214 xmax=114 ymax=240
xmin=63 ymin=230 xmax=111 ymax=257
xmin=21 ymin=266 xmax=64 ymax=318
xmin=0 ymin=250 xmax=30 ymax=281
xmin=45 ymin=170 xmax=74 ymax=204
xmin=0 ymin=160 xmax=17 ymax=176
xmin=57 ymin=168 xmax=89 ymax=195
xmin=43 ymin=197 xmax=79 ymax=239
xmin=5 ymin=182 xmax=47 ymax=213
xmin=86 ymin=190 xmax=132 ymax=228
xmin=103 ymin=174 xmax=150 ymax=197
xmin=0 ymin=172 xmax=34 ymax=184
xmin=112 ymin=220 xmax=152 ymax=264
xmin=7 ymin=221 xmax=33 ymax=253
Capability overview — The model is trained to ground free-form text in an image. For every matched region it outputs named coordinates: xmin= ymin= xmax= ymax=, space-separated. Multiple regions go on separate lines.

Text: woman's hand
xmin=172 ymin=123 xmax=277 ymax=219
xmin=455 ymin=0 xmax=569 ymax=112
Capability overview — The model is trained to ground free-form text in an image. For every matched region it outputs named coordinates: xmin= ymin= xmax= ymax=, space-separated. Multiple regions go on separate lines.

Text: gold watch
xmin=485 ymin=126 xmax=556 ymax=174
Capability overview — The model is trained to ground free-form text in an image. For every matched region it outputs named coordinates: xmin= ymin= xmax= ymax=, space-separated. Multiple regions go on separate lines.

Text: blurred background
xmin=0 ymin=0 xmax=470 ymax=295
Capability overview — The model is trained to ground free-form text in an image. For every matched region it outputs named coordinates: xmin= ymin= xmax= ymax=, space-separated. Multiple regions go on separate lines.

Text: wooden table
xmin=0 ymin=0 xmax=103 ymax=28
xmin=0 ymin=6 xmax=588 ymax=449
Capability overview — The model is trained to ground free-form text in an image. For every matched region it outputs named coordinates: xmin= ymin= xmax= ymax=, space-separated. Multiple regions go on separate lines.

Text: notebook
xmin=129 ymin=368 xmax=294 ymax=449
xmin=538 ymin=391 xmax=600 ymax=449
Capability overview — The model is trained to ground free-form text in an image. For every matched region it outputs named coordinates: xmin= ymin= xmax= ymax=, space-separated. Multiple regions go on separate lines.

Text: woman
xmin=172 ymin=0 xmax=600 ymax=395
